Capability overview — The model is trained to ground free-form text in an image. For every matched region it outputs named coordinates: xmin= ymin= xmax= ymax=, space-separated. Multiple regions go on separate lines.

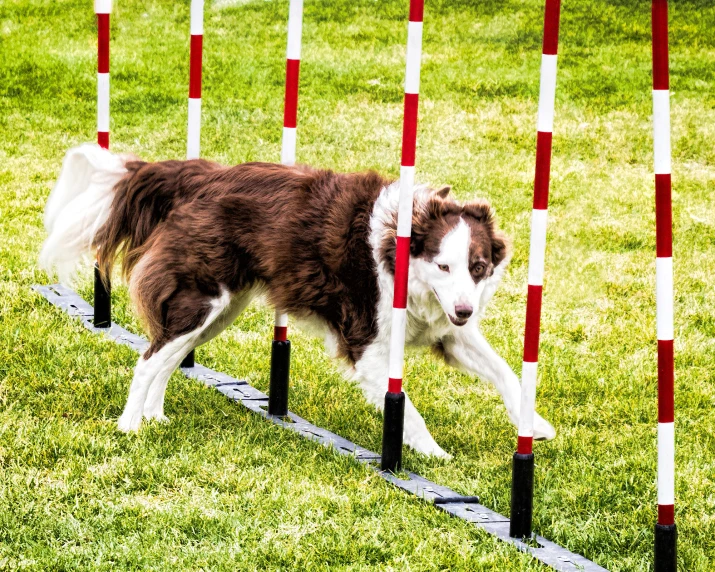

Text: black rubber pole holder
xmin=654 ymin=523 xmax=677 ymax=572
xmin=180 ymin=350 xmax=195 ymax=368
xmin=509 ymin=452 xmax=535 ymax=538
xmin=93 ymin=262 xmax=111 ymax=328
xmin=268 ymin=339 xmax=291 ymax=416
xmin=381 ymin=391 xmax=405 ymax=472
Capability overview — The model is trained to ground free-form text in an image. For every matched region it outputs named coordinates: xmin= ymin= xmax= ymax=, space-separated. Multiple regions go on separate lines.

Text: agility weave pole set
xmin=34 ymin=0 xmax=677 ymax=569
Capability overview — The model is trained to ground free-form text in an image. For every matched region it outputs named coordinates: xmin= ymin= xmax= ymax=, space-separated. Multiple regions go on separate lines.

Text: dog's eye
xmin=472 ymin=264 xmax=485 ymax=275
xmin=437 ymin=264 xmax=450 ymax=272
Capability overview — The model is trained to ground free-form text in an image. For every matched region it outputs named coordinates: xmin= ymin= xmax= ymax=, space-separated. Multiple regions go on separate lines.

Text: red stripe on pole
xmin=409 ymin=0 xmax=424 ymax=23
xmin=283 ymin=58 xmax=300 ymax=129
xmin=388 ymin=377 xmax=402 ymax=394
xmin=533 ymin=131 xmax=552 ymax=210
xmin=189 ymin=35 xmax=203 ymax=99
xmin=652 ymin=0 xmax=669 ymax=90
xmin=274 ymin=326 xmax=288 ymax=342
xmin=655 ymin=174 xmax=672 ymax=258
xmin=393 ymin=236 xmax=411 ymax=309
xmin=523 ymin=284 xmax=543 ymax=363
xmin=98 ymin=132 xmax=109 ymax=149
xmin=658 ymin=339 xmax=674 ymax=423
xmin=542 ymin=0 xmax=561 ymax=56
xmin=658 ymin=504 xmax=675 ymax=526
xmin=97 ymin=14 xmax=109 ymax=73
xmin=401 ymin=93 xmax=419 ymax=167
xmin=517 ymin=435 xmax=533 ymax=455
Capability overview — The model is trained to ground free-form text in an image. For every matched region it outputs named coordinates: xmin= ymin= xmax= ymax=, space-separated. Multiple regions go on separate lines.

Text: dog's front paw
xmin=145 ymin=412 xmax=170 ymax=424
xmin=143 ymin=405 xmax=169 ymax=424
xmin=428 ymin=445 xmax=453 ymax=460
xmin=405 ymin=433 xmax=453 ymax=460
xmin=533 ymin=413 xmax=556 ymax=441
xmin=117 ymin=410 xmax=144 ymax=433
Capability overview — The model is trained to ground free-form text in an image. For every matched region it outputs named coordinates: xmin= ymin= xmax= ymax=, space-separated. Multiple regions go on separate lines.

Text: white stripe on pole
xmin=190 ymin=0 xmax=204 ymax=35
xmin=536 ymin=54 xmax=558 ymax=133
xmin=653 ymin=90 xmax=672 ymax=175
xmin=397 ymin=166 xmax=416 ymax=237
xmin=657 ymin=421 xmax=675 ymax=504
xmin=187 ymin=98 xmax=202 ymax=160
xmin=97 ymin=73 xmax=110 ymax=132
xmin=404 ymin=22 xmax=423 ymax=94
xmin=656 ymin=257 xmax=674 ymax=340
xmin=95 ymin=0 xmax=111 ymax=13
xmin=274 ymin=310 xmax=288 ymax=328
xmin=281 ymin=127 xmax=297 ymax=165
xmin=526 ymin=209 xmax=548 ymax=286
xmin=286 ymin=0 xmax=304 ymax=60
xmin=388 ymin=308 xmax=408 ymax=379
xmin=518 ymin=361 xmax=538 ymax=437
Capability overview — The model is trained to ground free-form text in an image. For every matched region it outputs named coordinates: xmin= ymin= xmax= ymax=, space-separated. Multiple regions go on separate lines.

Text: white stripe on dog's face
xmin=412 ymin=218 xmax=486 ymax=327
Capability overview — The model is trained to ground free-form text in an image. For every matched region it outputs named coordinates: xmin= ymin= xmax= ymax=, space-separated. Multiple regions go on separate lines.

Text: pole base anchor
xmin=93 ymin=262 xmax=111 ymax=328
xmin=181 ymin=350 xmax=195 ymax=368
xmin=509 ymin=451 xmax=535 ymax=539
xmin=381 ymin=391 xmax=405 ymax=472
xmin=654 ymin=523 xmax=676 ymax=572
xmin=268 ymin=339 xmax=291 ymax=416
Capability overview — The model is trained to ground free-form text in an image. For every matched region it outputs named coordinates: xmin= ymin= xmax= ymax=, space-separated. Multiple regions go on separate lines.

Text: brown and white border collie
xmin=41 ymin=144 xmax=555 ymax=458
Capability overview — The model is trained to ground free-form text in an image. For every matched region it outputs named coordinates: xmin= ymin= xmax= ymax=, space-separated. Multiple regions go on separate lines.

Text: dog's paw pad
xmin=533 ymin=414 xmax=556 ymax=441
xmin=117 ymin=412 xmax=143 ymax=433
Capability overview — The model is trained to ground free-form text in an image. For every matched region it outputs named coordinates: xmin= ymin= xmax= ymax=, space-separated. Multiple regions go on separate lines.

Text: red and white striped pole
xmin=509 ymin=0 xmax=561 ymax=538
xmin=652 ymin=1 xmax=677 ymax=569
xmin=96 ymin=0 xmax=110 ymax=149
xmin=268 ymin=0 xmax=303 ymax=416
xmin=93 ymin=0 xmax=112 ymax=328
xmin=381 ymin=0 xmax=424 ymax=472
xmin=181 ymin=0 xmax=205 ymax=369
xmin=187 ymin=0 xmax=204 ymax=161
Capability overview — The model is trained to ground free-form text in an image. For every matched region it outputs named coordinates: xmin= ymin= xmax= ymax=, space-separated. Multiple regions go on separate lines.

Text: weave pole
xmin=180 ymin=0 xmax=205 ymax=369
xmin=93 ymin=0 xmax=112 ymax=328
xmin=380 ymin=0 xmax=424 ymax=472
xmin=652 ymin=1 xmax=676 ymax=569
xmin=509 ymin=0 xmax=561 ymax=538
xmin=268 ymin=0 xmax=303 ymax=416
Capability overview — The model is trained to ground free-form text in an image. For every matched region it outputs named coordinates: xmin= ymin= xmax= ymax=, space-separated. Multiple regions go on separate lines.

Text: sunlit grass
xmin=1 ymin=0 xmax=714 ymax=570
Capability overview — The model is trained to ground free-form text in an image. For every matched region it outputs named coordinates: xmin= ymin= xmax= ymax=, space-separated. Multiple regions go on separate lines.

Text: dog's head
xmin=383 ymin=186 xmax=508 ymax=326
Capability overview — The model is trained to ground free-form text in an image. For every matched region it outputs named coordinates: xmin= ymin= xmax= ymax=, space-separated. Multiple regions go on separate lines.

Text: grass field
xmin=1 ymin=0 xmax=715 ymax=569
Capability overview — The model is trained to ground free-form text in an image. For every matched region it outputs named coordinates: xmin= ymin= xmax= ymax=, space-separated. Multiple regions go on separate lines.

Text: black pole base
xmin=93 ymin=262 xmax=111 ymax=328
xmin=180 ymin=350 xmax=195 ymax=368
xmin=509 ymin=451 xmax=535 ymax=538
xmin=381 ymin=391 xmax=405 ymax=472
xmin=268 ymin=339 xmax=291 ymax=416
xmin=654 ymin=523 xmax=677 ymax=572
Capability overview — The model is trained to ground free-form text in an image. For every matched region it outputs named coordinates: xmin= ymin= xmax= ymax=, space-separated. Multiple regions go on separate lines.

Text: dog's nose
xmin=454 ymin=304 xmax=473 ymax=320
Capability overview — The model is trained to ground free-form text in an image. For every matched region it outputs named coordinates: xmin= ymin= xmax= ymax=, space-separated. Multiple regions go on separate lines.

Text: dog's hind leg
xmin=142 ymin=288 xmax=256 ymax=422
xmin=441 ymin=322 xmax=556 ymax=441
xmin=117 ymin=287 xmax=233 ymax=432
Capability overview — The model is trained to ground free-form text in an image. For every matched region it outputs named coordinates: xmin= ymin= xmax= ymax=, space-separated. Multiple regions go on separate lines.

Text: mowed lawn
xmin=1 ymin=0 xmax=714 ymax=569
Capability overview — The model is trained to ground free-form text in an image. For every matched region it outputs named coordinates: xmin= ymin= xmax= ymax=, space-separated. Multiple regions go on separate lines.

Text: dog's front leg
xmin=352 ymin=341 xmax=451 ymax=459
xmin=442 ymin=323 xmax=556 ymax=441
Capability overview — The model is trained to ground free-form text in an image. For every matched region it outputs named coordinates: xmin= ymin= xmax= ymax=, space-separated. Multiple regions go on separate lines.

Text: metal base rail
xmin=33 ymin=283 xmax=607 ymax=572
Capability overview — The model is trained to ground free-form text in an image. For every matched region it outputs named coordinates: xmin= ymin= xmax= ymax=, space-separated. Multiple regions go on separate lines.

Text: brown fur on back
xmin=94 ymin=160 xmax=390 ymax=360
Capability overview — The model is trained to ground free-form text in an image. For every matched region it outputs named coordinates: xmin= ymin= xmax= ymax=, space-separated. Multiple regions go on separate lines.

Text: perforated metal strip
xmin=33 ymin=283 xmax=607 ymax=572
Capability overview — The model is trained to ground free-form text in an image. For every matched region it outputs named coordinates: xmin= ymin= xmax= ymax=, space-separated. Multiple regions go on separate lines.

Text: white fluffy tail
xmin=40 ymin=144 xmax=127 ymax=285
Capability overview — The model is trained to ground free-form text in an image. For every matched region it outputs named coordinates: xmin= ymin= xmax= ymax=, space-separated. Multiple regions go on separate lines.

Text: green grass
xmin=1 ymin=0 xmax=714 ymax=569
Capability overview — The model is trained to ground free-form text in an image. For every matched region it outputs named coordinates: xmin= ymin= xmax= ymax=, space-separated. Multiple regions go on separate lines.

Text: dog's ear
xmin=490 ymin=231 xmax=508 ymax=269
xmin=411 ymin=195 xmax=444 ymax=257
xmin=434 ymin=185 xmax=451 ymax=199
xmin=462 ymin=201 xmax=491 ymax=223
